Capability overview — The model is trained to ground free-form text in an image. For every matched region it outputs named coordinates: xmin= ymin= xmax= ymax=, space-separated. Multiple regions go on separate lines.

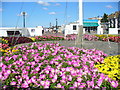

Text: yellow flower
xmin=29 ymin=37 xmax=36 ymax=41
xmin=12 ymin=49 xmax=19 ymax=52
xmin=95 ymin=55 xmax=120 ymax=80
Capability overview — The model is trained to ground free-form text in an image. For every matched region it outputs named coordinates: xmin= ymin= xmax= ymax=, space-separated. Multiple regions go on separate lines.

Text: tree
xmin=101 ymin=13 xmax=108 ymax=23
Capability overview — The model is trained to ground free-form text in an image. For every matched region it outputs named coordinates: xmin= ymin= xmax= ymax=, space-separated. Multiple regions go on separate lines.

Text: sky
xmin=1 ymin=1 xmax=119 ymax=27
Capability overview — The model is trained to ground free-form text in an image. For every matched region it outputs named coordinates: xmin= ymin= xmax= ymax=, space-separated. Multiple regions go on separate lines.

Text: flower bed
xmin=1 ymin=43 xmax=119 ymax=89
xmin=0 ymin=38 xmax=9 ymax=55
xmin=65 ymin=34 xmax=120 ymax=43
xmin=83 ymin=34 xmax=99 ymax=41
xmin=34 ymin=35 xmax=64 ymax=41
xmin=66 ymin=34 xmax=77 ymax=40
xmin=3 ymin=37 xmax=33 ymax=46
xmin=95 ymin=55 xmax=120 ymax=81
xmin=0 ymin=38 xmax=9 ymax=49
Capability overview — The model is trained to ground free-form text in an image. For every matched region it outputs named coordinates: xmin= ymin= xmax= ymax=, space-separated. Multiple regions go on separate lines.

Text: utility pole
xmin=56 ymin=18 xmax=58 ymax=33
xmin=75 ymin=0 xmax=83 ymax=48
xmin=50 ymin=22 xmax=52 ymax=28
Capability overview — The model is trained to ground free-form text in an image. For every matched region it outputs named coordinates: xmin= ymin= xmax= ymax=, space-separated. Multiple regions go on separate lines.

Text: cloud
xmin=43 ymin=7 xmax=48 ymax=10
xmin=106 ymin=5 xmax=113 ymax=8
xmin=55 ymin=3 xmax=60 ymax=6
xmin=0 ymin=8 xmax=2 ymax=12
xmin=67 ymin=15 xmax=71 ymax=18
xmin=48 ymin=12 xmax=56 ymax=15
xmin=37 ymin=1 xmax=50 ymax=6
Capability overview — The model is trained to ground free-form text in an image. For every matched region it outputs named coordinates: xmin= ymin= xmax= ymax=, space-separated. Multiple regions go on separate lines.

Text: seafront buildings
xmin=0 ymin=11 xmax=119 ymax=37
xmin=63 ymin=11 xmax=120 ymax=36
xmin=0 ymin=26 xmax=43 ymax=37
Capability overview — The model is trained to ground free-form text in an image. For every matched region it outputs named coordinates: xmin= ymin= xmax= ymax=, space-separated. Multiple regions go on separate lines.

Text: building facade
xmin=0 ymin=26 xmax=43 ymax=37
xmin=108 ymin=11 xmax=120 ymax=34
xmin=64 ymin=19 xmax=99 ymax=36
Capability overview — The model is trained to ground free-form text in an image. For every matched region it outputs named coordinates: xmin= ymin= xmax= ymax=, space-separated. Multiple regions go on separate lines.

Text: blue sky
xmin=1 ymin=1 xmax=119 ymax=27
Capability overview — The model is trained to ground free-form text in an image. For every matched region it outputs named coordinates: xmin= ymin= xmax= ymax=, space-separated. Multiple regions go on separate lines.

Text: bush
xmin=3 ymin=37 xmax=33 ymax=46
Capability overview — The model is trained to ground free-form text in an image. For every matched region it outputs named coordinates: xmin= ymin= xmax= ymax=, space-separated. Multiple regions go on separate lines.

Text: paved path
xmin=15 ymin=32 xmax=120 ymax=55
xmin=16 ymin=40 xmax=119 ymax=56
xmin=39 ymin=40 xmax=119 ymax=56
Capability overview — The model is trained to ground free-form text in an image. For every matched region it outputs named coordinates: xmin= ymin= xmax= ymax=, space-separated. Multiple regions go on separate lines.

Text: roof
xmin=83 ymin=22 xmax=99 ymax=27
xmin=83 ymin=19 xmax=99 ymax=22
xmin=69 ymin=19 xmax=99 ymax=27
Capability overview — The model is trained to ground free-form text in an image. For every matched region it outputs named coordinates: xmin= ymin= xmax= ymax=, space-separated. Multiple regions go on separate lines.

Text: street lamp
xmin=21 ymin=12 xmax=27 ymax=28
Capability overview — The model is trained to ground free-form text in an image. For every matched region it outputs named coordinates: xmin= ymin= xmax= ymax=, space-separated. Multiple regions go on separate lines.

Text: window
xmin=118 ymin=30 xmax=120 ymax=34
xmin=7 ymin=31 xmax=20 ymax=35
xmin=73 ymin=25 xmax=77 ymax=30
xmin=31 ymin=29 xmax=35 ymax=32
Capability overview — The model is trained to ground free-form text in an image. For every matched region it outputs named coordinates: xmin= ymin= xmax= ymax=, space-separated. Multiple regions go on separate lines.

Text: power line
xmin=64 ymin=0 xmax=68 ymax=25
xmin=26 ymin=1 xmax=39 ymax=27
xmin=15 ymin=2 xmax=24 ymax=28
xmin=12 ymin=1 xmax=24 ymax=46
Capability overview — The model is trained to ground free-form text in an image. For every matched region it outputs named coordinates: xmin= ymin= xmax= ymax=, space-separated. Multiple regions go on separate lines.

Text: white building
xmin=0 ymin=26 xmax=43 ymax=37
xmin=64 ymin=20 xmax=99 ymax=36
xmin=97 ymin=11 xmax=120 ymax=34
xmin=108 ymin=11 xmax=120 ymax=34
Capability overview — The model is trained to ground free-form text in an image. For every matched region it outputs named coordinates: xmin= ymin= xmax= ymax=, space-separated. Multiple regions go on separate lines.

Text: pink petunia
xmin=21 ymin=82 xmax=29 ymax=88
xmin=10 ymin=81 xmax=16 ymax=85
xmin=97 ymin=79 xmax=103 ymax=86
xmin=60 ymin=80 xmax=66 ymax=83
xmin=68 ymin=75 xmax=72 ymax=81
xmin=77 ymin=77 xmax=82 ymax=82
xmin=56 ymin=83 xmax=62 ymax=88
xmin=40 ymin=81 xmax=45 ymax=86
xmin=44 ymin=80 xmax=50 ymax=86
xmin=51 ymin=79 xmax=57 ymax=83
xmin=110 ymin=81 xmax=118 ymax=88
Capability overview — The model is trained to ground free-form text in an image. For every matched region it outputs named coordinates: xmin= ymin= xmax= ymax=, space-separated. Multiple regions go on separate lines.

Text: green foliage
xmin=101 ymin=13 xmax=109 ymax=23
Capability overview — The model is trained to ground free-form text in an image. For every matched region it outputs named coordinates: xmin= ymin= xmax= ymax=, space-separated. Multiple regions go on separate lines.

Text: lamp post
xmin=21 ymin=12 xmax=27 ymax=28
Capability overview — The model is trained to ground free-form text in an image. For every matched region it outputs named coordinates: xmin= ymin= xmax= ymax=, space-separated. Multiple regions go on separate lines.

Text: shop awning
xmin=83 ymin=22 xmax=99 ymax=27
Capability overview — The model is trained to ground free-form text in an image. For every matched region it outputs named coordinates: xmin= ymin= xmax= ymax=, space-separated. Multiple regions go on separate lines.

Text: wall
xmin=65 ymin=24 xmax=85 ymax=36
xmin=0 ymin=30 xmax=7 ymax=37
xmin=0 ymin=26 xmax=43 ymax=37
xmin=97 ymin=26 xmax=103 ymax=34
xmin=109 ymin=28 xmax=118 ymax=34
xmin=27 ymin=27 xmax=43 ymax=36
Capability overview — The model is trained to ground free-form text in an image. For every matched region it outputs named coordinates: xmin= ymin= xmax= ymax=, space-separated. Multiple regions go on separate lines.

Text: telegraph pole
xmin=75 ymin=0 xmax=83 ymax=48
xmin=56 ymin=18 xmax=58 ymax=33
xmin=50 ymin=22 xmax=52 ymax=29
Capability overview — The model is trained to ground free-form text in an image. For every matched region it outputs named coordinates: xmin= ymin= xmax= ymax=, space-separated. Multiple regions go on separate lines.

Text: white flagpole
xmin=79 ymin=0 xmax=83 ymax=25
xmin=76 ymin=0 xmax=83 ymax=48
